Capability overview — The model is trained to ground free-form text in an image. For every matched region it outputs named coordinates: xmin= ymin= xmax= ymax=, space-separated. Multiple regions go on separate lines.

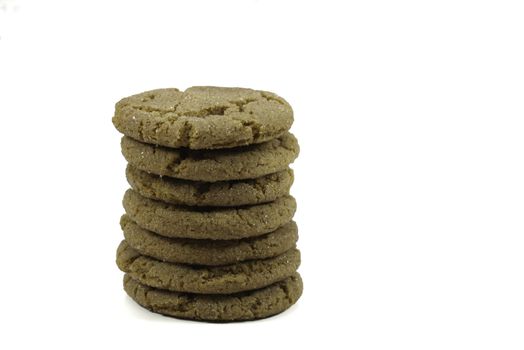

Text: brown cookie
xmin=126 ymin=164 xmax=294 ymax=207
xmin=120 ymin=132 xmax=299 ymax=182
xmin=123 ymin=273 xmax=303 ymax=322
xmin=116 ymin=241 xmax=300 ymax=294
xmin=112 ymin=87 xmax=293 ymax=150
xmin=122 ymin=189 xmax=296 ymax=240
xmin=121 ymin=215 xmax=299 ymax=266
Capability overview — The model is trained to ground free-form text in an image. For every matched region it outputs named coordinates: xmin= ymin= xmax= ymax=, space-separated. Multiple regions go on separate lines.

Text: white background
xmin=1 ymin=0 xmax=523 ymax=349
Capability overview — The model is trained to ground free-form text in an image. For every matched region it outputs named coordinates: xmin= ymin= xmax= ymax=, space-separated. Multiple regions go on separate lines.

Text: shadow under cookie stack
xmin=112 ymin=86 xmax=302 ymax=322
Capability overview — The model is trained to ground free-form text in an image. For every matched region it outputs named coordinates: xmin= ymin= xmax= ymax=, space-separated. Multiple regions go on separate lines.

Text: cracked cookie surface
xmin=121 ymin=132 xmax=299 ymax=182
xmin=123 ymin=189 xmax=296 ymax=240
xmin=123 ymin=272 xmax=303 ymax=322
xmin=126 ymin=164 xmax=294 ymax=207
xmin=112 ymin=87 xmax=294 ymax=150
xmin=117 ymin=241 xmax=300 ymax=294
xmin=121 ymin=215 xmax=298 ymax=266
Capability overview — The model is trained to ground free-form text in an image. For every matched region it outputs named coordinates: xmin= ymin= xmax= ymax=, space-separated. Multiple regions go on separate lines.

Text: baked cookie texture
xmin=117 ymin=241 xmax=300 ymax=294
xmin=121 ymin=132 xmax=299 ymax=182
xmin=123 ymin=189 xmax=296 ymax=240
xmin=113 ymin=86 xmax=301 ymax=322
xmin=126 ymin=164 xmax=294 ymax=207
xmin=121 ymin=215 xmax=298 ymax=266
xmin=124 ymin=273 xmax=303 ymax=322
xmin=112 ymin=87 xmax=294 ymax=150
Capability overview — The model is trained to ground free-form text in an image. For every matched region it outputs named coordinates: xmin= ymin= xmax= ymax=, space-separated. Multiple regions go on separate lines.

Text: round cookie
xmin=112 ymin=87 xmax=293 ymax=150
xmin=126 ymin=164 xmax=294 ymax=207
xmin=123 ymin=273 xmax=303 ymax=322
xmin=121 ymin=132 xmax=299 ymax=182
xmin=121 ymin=215 xmax=299 ymax=266
xmin=117 ymin=241 xmax=300 ymax=294
xmin=123 ymin=189 xmax=296 ymax=240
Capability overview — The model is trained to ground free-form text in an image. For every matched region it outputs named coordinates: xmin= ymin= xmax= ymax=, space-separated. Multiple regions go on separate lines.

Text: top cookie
xmin=112 ymin=87 xmax=294 ymax=150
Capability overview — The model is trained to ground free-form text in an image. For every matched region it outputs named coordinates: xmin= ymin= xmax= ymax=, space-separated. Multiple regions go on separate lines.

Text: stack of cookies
xmin=112 ymin=87 xmax=302 ymax=322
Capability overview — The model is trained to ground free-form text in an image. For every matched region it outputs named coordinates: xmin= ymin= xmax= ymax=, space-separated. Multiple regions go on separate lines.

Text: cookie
xmin=123 ymin=272 xmax=303 ymax=322
xmin=126 ymin=164 xmax=294 ymax=207
xmin=116 ymin=241 xmax=300 ymax=294
xmin=121 ymin=215 xmax=298 ymax=266
xmin=123 ymin=189 xmax=296 ymax=240
xmin=112 ymin=87 xmax=293 ymax=150
xmin=121 ymin=132 xmax=299 ymax=182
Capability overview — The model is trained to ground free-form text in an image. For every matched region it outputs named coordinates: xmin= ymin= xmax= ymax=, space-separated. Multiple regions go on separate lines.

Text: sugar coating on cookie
xmin=112 ymin=87 xmax=294 ymax=150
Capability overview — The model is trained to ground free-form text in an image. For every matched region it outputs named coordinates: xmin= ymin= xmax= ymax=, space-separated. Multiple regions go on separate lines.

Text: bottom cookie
xmin=124 ymin=273 xmax=303 ymax=322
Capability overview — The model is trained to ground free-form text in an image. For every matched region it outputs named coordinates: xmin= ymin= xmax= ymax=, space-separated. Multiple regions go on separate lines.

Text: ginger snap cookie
xmin=123 ymin=189 xmax=296 ymax=240
xmin=124 ymin=272 xmax=303 ymax=322
xmin=116 ymin=241 xmax=300 ymax=294
xmin=120 ymin=132 xmax=299 ymax=182
xmin=112 ymin=87 xmax=293 ymax=150
xmin=113 ymin=86 xmax=302 ymax=322
xmin=126 ymin=164 xmax=294 ymax=207
xmin=121 ymin=215 xmax=298 ymax=266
